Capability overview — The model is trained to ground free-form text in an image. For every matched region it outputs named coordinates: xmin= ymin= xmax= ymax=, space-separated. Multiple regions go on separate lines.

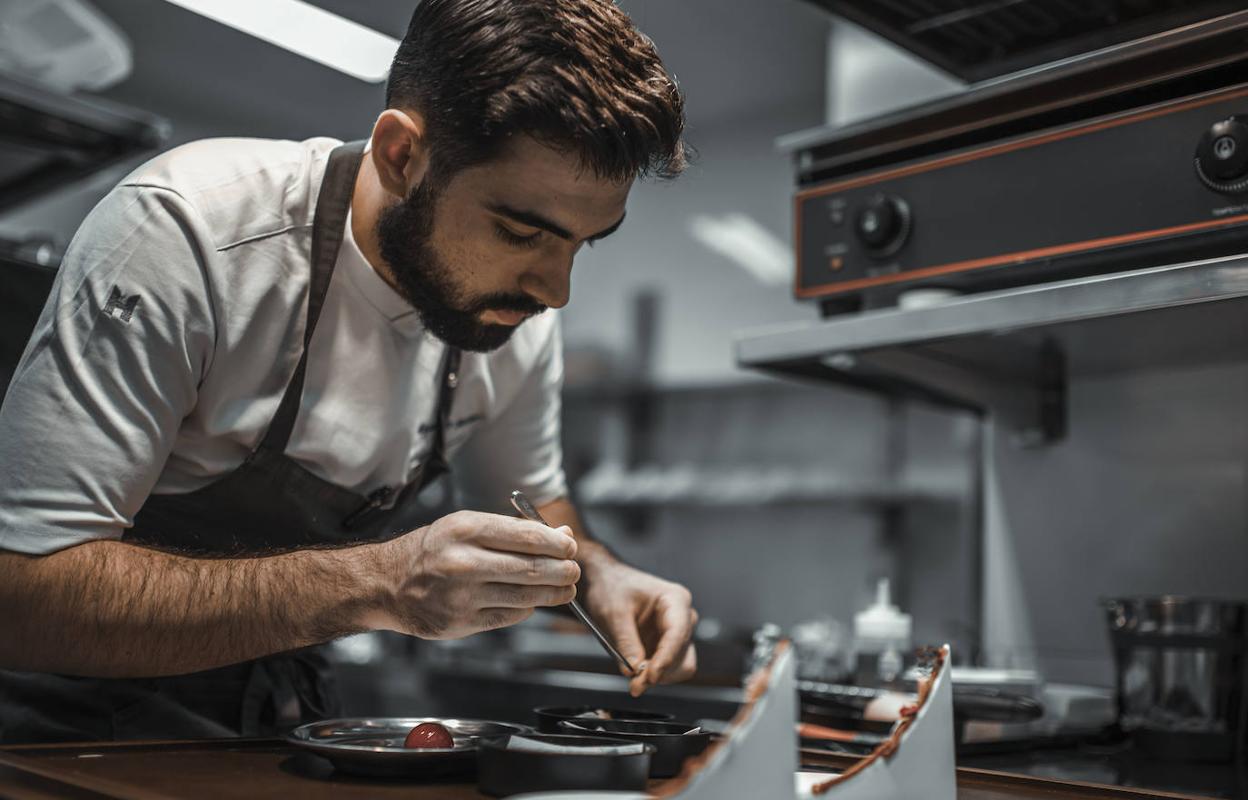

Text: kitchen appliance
xmin=1103 ymin=596 xmax=1247 ymax=761
xmin=0 ymin=68 xmax=167 ymax=399
xmin=787 ymin=10 xmax=1248 ymax=315
xmin=0 ymin=70 xmax=166 ymax=213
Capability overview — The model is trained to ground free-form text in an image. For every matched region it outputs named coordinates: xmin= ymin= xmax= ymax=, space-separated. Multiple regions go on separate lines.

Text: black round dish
xmin=476 ymin=733 xmax=655 ymax=797
xmin=534 ymin=705 xmax=675 ymax=734
xmin=556 ymin=718 xmax=713 ymax=778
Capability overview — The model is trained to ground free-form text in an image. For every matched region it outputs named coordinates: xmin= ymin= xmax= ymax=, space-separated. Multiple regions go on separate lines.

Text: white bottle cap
xmin=853 ymin=578 xmax=913 ymax=644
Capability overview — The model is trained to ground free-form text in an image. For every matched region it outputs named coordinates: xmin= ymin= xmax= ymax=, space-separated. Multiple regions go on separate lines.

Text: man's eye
xmin=495 ymin=224 xmax=542 ymax=249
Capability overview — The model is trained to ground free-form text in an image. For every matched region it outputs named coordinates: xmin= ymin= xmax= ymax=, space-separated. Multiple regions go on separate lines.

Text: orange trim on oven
xmin=796 ymin=213 xmax=1248 ymax=298
xmin=797 ymin=83 xmax=1248 ymax=202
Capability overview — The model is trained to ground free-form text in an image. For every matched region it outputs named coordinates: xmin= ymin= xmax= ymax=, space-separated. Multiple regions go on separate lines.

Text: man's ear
xmin=369 ymin=109 xmax=430 ymax=199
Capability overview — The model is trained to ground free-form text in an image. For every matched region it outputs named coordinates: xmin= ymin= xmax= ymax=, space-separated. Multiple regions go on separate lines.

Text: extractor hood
xmin=804 ymin=0 xmax=1247 ymax=83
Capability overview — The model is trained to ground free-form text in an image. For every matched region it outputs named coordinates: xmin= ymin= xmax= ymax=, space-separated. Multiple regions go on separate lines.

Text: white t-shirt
xmin=0 ymin=137 xmax=567 ymax=555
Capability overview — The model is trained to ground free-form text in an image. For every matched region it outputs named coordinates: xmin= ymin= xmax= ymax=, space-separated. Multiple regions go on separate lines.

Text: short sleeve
xmin=452 ymin=318 xmax=568 ymax=513
xmin=0 ymin=184 xmax=216 ymax=554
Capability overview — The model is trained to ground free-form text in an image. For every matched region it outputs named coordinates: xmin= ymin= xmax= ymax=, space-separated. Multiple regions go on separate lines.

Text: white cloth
xmin=0 ymin=137 xmax=567 ymax=555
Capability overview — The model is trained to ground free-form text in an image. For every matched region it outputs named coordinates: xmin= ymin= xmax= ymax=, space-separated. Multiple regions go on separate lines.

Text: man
xmin=0 ymin=0 xmax=697 ymax=742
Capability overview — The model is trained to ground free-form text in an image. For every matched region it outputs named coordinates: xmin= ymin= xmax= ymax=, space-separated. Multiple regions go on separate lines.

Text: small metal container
xmin=476 ymin=733 xmax=654 ymax=797
xmin=557 ymin=718 xmax=713 ymax=777
xmin=1104 ymin=596 xmax=1247 ymax=761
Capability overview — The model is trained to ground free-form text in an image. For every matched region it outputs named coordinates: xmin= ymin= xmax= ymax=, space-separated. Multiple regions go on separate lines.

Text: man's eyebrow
xmin=487 ymin=203 xmax=626 ymax=242
xmin=588 ymin=212 xmax=626 ymax=242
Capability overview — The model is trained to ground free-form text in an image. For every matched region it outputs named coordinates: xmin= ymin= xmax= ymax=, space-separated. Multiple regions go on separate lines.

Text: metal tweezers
xmin=510 ymin=490 xmax=639 ymax=678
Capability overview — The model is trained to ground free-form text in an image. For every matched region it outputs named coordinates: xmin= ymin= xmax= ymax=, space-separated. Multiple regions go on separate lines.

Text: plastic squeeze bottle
xmin=853 ymin=578 xmax=913 ymax=686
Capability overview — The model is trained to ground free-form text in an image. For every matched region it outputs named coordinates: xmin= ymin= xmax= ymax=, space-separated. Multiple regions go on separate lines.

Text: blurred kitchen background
xmin=2 ymin=0 xmax=1246 ymax=795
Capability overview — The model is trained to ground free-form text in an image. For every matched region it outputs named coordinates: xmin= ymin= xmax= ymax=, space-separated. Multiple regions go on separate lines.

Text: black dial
xmin=1195 ymin=116 xmax=1248 ymax=194
xmin=855 ymin=194 xmax=911 ymax=256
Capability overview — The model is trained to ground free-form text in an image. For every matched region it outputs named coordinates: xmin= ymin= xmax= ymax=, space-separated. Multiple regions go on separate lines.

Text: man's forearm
xmin=0 ymin=538 xmax=392 ymax=678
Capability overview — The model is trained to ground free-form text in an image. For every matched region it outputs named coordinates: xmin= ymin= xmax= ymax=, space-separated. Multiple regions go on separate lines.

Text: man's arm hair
xmin=0 ymin=538 xmax=392 ymax=678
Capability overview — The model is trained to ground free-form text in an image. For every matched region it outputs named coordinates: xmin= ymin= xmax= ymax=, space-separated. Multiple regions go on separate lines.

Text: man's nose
xmin=520 ymin=251 xmax=574 ymax=309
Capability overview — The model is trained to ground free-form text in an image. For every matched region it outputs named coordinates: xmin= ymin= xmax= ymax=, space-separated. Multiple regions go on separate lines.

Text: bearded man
xmin=0 ymin=0 xmax=697 ymax=742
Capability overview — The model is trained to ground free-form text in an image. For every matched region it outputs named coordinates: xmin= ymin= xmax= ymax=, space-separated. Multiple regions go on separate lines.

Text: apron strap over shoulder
xmin=261 ymin=140 xmax=368 ymax=456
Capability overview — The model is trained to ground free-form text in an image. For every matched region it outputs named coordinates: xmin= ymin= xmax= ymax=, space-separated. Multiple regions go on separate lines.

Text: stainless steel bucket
xmin=1104 ymin=596 xmax=1247 ymax=761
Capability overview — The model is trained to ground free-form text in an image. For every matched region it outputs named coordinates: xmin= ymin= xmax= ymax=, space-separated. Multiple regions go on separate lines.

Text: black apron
xmin=0 ymin=141 xmax=462 ymax=743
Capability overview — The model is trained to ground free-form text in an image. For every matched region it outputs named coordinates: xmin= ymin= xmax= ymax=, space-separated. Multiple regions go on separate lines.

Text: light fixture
xmin=689 ymin=212 xmax=793 ymax=286
xmin=161 ymin=0 xmax=399 ymax=83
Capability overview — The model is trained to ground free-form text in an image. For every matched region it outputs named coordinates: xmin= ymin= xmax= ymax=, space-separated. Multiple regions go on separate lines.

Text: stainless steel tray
xmin=286 ymin=717 xmax=531 ymax=779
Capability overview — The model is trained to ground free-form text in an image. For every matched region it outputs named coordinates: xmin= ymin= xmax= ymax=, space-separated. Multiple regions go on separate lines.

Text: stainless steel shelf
xmin=735 ymin=255 xmax=1248 ymax=444
xmin=575 ymin=464 xmax=960 ymax=510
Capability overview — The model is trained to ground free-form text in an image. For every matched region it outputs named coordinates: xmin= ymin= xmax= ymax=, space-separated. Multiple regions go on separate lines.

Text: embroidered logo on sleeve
xmin=103 ymin=286 xmax=142 ymax=323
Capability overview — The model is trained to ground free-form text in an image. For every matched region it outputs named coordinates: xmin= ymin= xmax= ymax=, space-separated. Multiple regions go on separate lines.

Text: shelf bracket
xmin=754 ymin=337 xmax=1067 ymax=447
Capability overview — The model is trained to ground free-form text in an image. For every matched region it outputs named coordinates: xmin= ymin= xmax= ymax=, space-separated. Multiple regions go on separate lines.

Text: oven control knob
xmin=855 ymin=194 xmax=911 ymax=256
xmin=1195 ymin=116 xmax=1248 ymax=194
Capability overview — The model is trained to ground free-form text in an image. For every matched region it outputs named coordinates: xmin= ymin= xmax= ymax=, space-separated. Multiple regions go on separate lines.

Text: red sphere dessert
xmin=403 ymin=721 xmax=454 ymax=749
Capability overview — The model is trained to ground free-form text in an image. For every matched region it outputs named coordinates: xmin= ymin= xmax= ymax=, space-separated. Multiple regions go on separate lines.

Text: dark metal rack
xmin=0 ymin=72 xmax=168 ymax=213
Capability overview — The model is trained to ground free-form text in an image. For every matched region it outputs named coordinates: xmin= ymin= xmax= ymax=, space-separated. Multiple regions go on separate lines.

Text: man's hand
xmin=579 ymin=558 xmax=698 ymax=697
xmin=373 ymin=509 xmax=581 ymax=640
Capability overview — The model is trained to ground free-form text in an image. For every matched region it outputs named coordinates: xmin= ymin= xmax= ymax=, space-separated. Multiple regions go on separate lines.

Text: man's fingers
xmin=641 ymin=599 xmax=697 ymax=687
xmin=478 ymin=582 xmax=576 ymax=609
xmin=470 ymin=516 xmax=578 ymax=559
xmin=658 ymin=636 xmax=698 ymax=685
xmin=475 ymin=551 xmax=581 ymax=587
xmin=606 ymin=613 xmax=648 ymax=681
xmin=629 ymin=668 xmax=649 ymax=698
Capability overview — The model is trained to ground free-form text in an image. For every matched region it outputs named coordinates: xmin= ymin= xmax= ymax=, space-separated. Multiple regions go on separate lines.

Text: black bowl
xmin=556 ymin=718 xmax=713 ymax=778
xmin=476 ymin=733 xmax=655 ymax=797
xmin=534 ymin=705 xmax=675 ymax=734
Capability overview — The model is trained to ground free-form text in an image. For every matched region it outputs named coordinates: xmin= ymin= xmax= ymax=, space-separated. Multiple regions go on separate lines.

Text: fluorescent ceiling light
xmin=162 ymin=0 xmax=399 ymax=83
xmin=689 ymin=213 xmax=793 ymax=286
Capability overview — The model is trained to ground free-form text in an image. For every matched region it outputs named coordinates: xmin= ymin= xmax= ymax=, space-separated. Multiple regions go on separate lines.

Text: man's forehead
xmin=457 ymin=137 xmax=632 ymax=214
xmin=492 ymin=134 xmax=628 ymax=182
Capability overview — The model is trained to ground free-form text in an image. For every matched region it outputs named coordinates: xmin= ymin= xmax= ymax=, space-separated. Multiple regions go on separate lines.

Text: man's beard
xmin=376 ymin=181 xmax=546 ymax=352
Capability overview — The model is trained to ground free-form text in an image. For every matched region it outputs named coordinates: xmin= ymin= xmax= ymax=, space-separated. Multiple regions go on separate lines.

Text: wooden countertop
xmin=0 ymin=739 xmax=1217 ymax=799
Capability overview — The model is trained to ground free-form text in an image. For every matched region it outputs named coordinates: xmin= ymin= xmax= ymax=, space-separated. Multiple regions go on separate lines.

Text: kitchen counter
xmin=0 ymin=739 xmax=1223 ymax=799
xmin=961 ymin=745 xmax=1246 ymax=800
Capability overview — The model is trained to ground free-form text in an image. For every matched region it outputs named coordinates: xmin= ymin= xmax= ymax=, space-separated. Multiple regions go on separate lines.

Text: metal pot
xmin=1104 ymin=596 xmax=1247 ymax=761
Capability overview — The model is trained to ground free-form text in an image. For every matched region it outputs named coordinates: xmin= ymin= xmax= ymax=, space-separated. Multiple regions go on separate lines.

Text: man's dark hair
xmin=386 ymin=0 xmax=687 ymax=185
